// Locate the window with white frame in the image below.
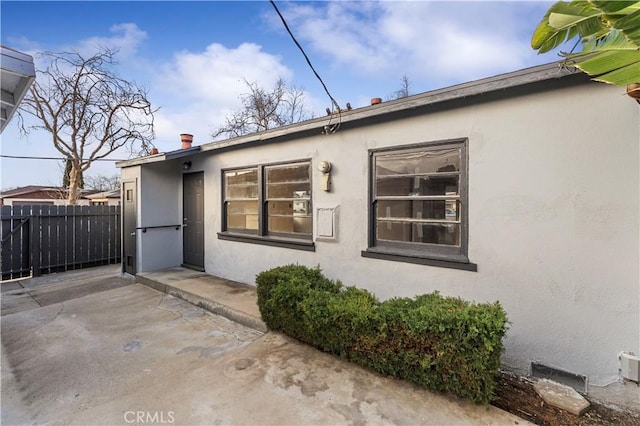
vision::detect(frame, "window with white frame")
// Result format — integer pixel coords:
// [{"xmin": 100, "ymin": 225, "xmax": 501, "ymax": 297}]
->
[
  {"xmin": 222, "ymin": 161, "xmax": 313, "ymax": 247},
  {"xmin": 366, "ymin": 139, "xmax": 472, "ymax": 267}
]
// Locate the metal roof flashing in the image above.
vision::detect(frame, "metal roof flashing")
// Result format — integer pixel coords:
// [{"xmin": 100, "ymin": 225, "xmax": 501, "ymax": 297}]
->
[{"xmin": 116, "ymin": 146, "xmax": 200, "ymax": 168}]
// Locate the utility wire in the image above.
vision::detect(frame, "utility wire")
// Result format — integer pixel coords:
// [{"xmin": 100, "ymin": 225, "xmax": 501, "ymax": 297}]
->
[
  {"xmin": 269, "ymin": 0, "xmax": 341, "ymax": 133},
  {"xmin": 0, "ymin": 154, "xmax": 125, "ymax": 161},
  {"xmin": 269, "ymin": 0, "xmax": 338, "ymax": 108}
]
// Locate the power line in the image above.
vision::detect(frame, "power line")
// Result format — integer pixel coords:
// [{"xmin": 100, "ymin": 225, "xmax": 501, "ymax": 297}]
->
[
  {"xmin": 0, "ymin": 154, "xmax": 125, "ymax": 161},
  {"xmin": 269, "ymin": 0, "xmax": 338, "ymax": 108},
  {"xmin": 269, "ymin": 0, "xmax": 341, "ymax": 133}
]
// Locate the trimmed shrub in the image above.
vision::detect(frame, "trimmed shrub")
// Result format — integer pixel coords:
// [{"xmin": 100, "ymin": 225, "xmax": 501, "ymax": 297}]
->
[
  {"xmin": 255, "ymin": 264, "xmax": 508, "ymax": 404},
  {"xmin": 300, "ymin": 286, "xmax": 384, "ymax": 356},
  {"xmin": 368, "ymin": 295, "xmax": 508, "ymax": 402}
]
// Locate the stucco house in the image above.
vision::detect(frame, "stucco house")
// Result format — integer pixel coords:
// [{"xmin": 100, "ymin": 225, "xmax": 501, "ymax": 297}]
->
[
  {"xmin": 0, "ymin": 185, "xmax": 92, "ymax": 206},
  {"xmin": 117, "ymin": 62, "xmax": 639, "ymax": 391},
  {"xmin": 84, "ymin": 189, "xmax": 121, "ymax": 206},
  {"xmin": 0, "ymin": 185, "xmax": 118, "ymax": 206}
]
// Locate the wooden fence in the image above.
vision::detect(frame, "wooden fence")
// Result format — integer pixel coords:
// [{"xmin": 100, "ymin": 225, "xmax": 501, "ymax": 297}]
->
[{"xmin": 1, "ymin": 205, "xmax": 121, "ymax": 281}]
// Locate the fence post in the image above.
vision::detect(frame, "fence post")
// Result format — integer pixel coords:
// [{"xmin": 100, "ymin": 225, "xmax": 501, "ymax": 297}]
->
[{"xmin": 30, "ymin": 206, "xmax": 41, "ymax": 277}]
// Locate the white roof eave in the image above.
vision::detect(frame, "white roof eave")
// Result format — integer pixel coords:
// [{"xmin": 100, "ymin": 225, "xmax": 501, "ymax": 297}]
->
[
  {"xmin": 116, "ymin": 146, "xmax": 200, "ymax": 168},
  {"xmin": 1, "ymin": 46, "xmax": 36, "ymax": 134}
]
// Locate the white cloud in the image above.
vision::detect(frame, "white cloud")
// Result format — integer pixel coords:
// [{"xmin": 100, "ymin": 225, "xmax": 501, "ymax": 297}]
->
[
  {"xmin": 278, "ymin": 1, "xmax": 556, "ymax": 87},
  {"xmin": 151, "ymin": 42, "xmax": 298, "ymax": 148},
  {"xmin": 76, "ymin": 23, "xmax": 147, "ymax": 58},
  {"xmin": 2, "ymin": 36, "xmax": 43, "ymax": 57},
  {"xmin": 5, "ymin": 24, "xmax": 148, "ymax": 78},
  {"xmin": 160, "ymin": 42, "xmax": 291, "ymax": 103}
]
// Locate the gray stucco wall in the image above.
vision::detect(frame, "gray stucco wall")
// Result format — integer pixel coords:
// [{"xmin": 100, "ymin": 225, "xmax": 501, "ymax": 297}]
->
[
  {"xmin": 121, "ymin": 162, "xmax": 184, "ymax": 273},
  {"xmin": 138, "ymin": 162, "xmax": 183, "ymax": 272},
  {"xmin": 201, "ymin": 84, "xmax": 640, "ymax": 384},
  {"xmin": 130, "ymin": 81, "xmax": 639, "ymax": 385}
]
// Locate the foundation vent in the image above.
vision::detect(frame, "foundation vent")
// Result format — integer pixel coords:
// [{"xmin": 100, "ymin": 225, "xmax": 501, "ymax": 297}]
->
[{"xmin": 531, "ymin": 361, "xmax": 588, "ymax": 394}]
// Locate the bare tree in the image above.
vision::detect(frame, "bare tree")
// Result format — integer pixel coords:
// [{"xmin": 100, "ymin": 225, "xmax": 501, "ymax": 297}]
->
[
  {"xmin": 388, "ymin": 75, "xmax": 412, "ymax": 100},
  {"xmin": 62, "ymin": 158, "xmax": 84, "ymax": 189},
  {"xmin": 212, "ymin": 78, "xmax": 311, "ymax": 139},
  {"xmin": 18, "ymin": 49, "xmax": 156, "ymax": 204},
  {"xmin": 85, "ymin": 174, "xmax": 120, "ymax": 191}
]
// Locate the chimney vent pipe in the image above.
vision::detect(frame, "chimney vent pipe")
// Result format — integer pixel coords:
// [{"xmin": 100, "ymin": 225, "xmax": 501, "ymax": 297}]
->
[{"xmin": 180, "ymin": 133, "xmax": 193, "ymax": 149}]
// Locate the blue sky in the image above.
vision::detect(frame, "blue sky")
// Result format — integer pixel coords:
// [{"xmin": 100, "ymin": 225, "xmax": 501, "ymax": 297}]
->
[{"xmin": 1, "ymin": 0, "xmax": 563, "ymax": 190}]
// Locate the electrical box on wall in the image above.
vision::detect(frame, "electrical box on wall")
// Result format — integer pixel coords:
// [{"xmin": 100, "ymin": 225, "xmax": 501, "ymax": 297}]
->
[
  {"xmin": 315, "ymin": 206, "xmax": 338, "ymax": 241},
  {"xmin": 619, "ymin": 352, "xmax": 640, "ymax": 382}
]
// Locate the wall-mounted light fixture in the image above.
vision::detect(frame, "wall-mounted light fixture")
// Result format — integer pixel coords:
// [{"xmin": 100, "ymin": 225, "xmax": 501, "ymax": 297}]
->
[
  {"xmin": 182, "ymin": 161, "xmax": 192, "ymax": 171},
  {"xmin": 317, "ymin": 160, "xmax": 332, "ymax": 191}
]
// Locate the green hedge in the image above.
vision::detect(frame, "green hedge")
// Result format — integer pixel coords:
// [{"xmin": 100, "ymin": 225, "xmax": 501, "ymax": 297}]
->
[{"xmin": 256, "ymin": 264, "xmax": 508, "ymax": 404}]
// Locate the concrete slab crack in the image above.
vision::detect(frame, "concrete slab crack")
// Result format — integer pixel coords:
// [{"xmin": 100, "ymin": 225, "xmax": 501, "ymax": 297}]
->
[
  {"xmin": 153, "ymin": 294, "xmax": 183, "ymax": 321},
  {"xmin": 5, "ymin": 303, "xmax": 65, "ymax": 345},
  {"xmin": 35, "ymin": 303, "xmax": 64, "ymax": 332}
]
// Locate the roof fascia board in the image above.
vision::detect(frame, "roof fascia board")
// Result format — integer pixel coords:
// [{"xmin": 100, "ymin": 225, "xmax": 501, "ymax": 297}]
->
[
  {"xmin": 116, "ymin": 146, "xmax": 200, "ymax": 168},
  {"xmin": 1, "ymin": 186, "xmax": 60, "ymax": 197},
  {"xmin": 1, "ymin": 47, "xmax": 36, "ymax": 77},
  {"xmin": 199, "ymin": 62, "xmax": 581, "ymax": 154},
  {"xmin": 119, "ymin": 62, "xmax": 583, "ymax": 167},
  {"xmin": 116, "ymin": 154, "xmax": 167, "ymax": 168}
]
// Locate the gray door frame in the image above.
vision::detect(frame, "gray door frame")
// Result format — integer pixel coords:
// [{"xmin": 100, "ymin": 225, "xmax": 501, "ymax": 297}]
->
[
  {"xmin": 182, "ymin": 172, "xmax": 205, "ymax": 270},
  {"xmin": 122, "ymin": 180, "xmax": 137, "ymax": 275}
]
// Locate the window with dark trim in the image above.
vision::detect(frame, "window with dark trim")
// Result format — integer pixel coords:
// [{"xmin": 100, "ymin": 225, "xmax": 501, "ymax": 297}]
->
[
  {"xmin": 265, "ymin": 163, "xmax": 312, "ymax": 236},
  {"xmin": 220, "ymin": 161, "xmax": 314, "ymax": 251},
  {"xmin": 224, "ymin": 168, "xmax": 259, "ymax": 233},
  {"xmin": 363, "ymin": 139, "xmax": 475, "ymax": 270}
]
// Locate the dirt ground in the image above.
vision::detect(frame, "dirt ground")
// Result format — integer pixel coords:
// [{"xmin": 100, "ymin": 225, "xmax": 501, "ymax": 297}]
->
[{"xmin": 492, "ymin": 372, "xmax": 640, "ymax": 426}]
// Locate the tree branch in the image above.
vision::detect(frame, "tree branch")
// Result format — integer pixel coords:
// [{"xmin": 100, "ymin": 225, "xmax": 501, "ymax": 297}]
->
[{"xmin": 17, "ymin": 48, "xmax": 156, "ymax": 204}]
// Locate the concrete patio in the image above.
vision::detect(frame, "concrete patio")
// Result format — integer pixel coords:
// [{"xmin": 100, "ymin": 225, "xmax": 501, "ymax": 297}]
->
[
  {"xmin": 134, "ymin": 266, "xmax": 640, "ymax": 417},
  {"xmin": 1, "ymin": 266, "xmax": 530, "ymax": 425},
  {"xmin": 136, "ymin": 267, "xmax": 266, "ymax": 332}
]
